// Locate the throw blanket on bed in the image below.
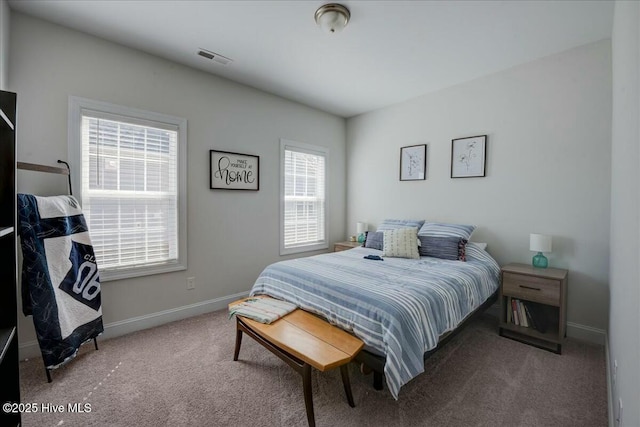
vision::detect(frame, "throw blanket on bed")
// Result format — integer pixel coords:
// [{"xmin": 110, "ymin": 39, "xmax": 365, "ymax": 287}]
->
[
  {"xmin": 18, "ymin": 194, "xmax": 104, "ymax": 369},
  {"xmin": 250, "ymin": 244, "xmax": 500, "ymax": 400}
]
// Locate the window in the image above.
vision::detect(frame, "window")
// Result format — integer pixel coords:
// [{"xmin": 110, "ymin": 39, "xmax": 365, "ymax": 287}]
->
[
  {"xmin": 69, "ymin": 97, "xmax": 187, "ymax": 280},
  {"xmin": 280, "ymin": 139, "xmax": 328, "ymax": 255}
]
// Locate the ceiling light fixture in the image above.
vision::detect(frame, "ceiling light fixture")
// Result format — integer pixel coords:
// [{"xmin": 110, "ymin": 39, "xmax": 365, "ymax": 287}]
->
[{"xmin": 314, "ymin": 3, "xmax": 350, "ymax": 34}]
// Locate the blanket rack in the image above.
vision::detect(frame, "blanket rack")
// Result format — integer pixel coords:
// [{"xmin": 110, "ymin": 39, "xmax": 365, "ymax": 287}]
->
[
  {"xmin": 17, "ymin": 160, "xmax": 73, "ymax": 195},
  {"xmin": 16, "ymin": 159, "xmax": 99, "ymax": 382}
]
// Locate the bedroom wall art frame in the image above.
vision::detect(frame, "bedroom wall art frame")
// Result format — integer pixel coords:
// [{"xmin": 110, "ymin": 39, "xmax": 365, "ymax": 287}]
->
[
  {"xmin": 451, "ymin": 135, "xmax": 487, "ymax": 178},
  {"xmin": 210, "ymin": 150, "xmax": 259, "ymax": 191},
  {"xmin": 400, "ymin": 144, "xmax": 427, "ymax": 181}
]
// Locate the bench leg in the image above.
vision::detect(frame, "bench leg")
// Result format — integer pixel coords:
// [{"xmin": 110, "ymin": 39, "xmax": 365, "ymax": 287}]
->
[
  {"xmin": 373, "ymin": 371, "xmax": 383, "ymax": 391},
  {"xmin": 340, "ymin": 364, "xmax": 355, "ymax": 407},
  {"xmin": 302, "ymin": 364, "xmax": 315, "ymax": 427},
  {"xmin": 233, "ymin": 324, "xmax": 243, "ymax": 361}
]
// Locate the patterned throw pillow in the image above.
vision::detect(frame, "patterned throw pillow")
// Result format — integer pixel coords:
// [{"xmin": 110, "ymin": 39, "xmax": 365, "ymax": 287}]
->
[
  {"xmin": 377, "ymin": 219, "xmax": 426, "ymax": 232},
  {"xmin": 382, "ymin": 228, "xmax": 420, "ymax": 259},
  {"xmin": 363, "ymin": 231, "xmax": 384, "ymax": 250},
  {"xmin": 418, "ymin": 236, "xmax": 468, "ymax": 261}
]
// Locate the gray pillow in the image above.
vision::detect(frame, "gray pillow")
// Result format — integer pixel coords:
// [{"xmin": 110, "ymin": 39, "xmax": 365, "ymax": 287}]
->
[{"xmin": 363, "ymin": 231, "xmax": 384, "ymax": 251}]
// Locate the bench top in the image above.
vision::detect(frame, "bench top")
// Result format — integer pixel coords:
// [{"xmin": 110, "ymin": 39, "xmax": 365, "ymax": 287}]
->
[{"xmin": 230, "ymin": 297, "xmax": 363, "ymax": 371}]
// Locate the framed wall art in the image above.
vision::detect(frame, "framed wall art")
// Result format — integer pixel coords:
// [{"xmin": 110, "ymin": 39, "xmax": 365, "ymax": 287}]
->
[
  {"xmin": 451, "ymin": 135, "xmax": 487, "ymax": 178},
  {"xmin": 210, "ymin": 150, "xmax": 259, "ymax": 190},
  {"xmin": 400, "ymin": 144, "xmax": 427, "ymax": 181}
]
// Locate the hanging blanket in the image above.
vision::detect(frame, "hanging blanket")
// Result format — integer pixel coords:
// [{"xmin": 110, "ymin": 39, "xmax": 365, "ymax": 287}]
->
[{"xmin": 18, "ymin": 194, "xmax": 104, "ymax": 369}]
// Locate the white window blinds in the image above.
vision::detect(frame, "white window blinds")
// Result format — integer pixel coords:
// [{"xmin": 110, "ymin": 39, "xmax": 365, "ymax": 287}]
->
[
  {"xmin": 69, "ymin": 96, "xmax": 187, "ymax": 281},
  {"xmin": 81, "ymin": 113, "xmax": 179, "ymax": 271},
  {"xmin": 281, "ymin": 140, "xmax": 328, "ymax": 254}
]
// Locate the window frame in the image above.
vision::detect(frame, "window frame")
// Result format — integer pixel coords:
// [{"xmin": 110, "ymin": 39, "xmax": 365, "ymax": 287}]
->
[
  {"xmin": 68, "ymin": 96, "xmax": 187, "ymax": 281},
  {"xmin": 279, "ymin": 138, "xmax": 329, "ymax": 256}
]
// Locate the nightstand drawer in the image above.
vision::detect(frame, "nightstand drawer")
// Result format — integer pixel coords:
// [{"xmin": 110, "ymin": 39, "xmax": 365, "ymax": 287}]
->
[{"xmin": 502, "ymin": 272, "xmax": 560, "ymax": 306}]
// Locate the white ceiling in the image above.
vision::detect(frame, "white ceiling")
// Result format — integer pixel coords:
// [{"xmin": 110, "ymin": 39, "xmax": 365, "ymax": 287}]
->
[{"xmin": 8, "ymin": 1, "xmax": 614, "ymax": 118}]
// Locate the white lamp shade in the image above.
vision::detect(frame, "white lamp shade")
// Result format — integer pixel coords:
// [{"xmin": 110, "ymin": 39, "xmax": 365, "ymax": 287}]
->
[
  {"xmin": 530, "ymin": 234, "xmax": 552, "ymax": 253},
  {"xmin": 357, "ymin": 222, "xmax": 368, "ymax": 234}
]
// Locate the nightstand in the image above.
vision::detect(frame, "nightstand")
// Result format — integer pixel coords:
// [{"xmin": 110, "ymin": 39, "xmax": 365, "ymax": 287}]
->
[
  {"xmin": 333, "ymin": 241, "xmax": 361, "ymax": 252},
  {"xmin": 498, "ymin": 263, "xmax": 568, "ymax": 354}
]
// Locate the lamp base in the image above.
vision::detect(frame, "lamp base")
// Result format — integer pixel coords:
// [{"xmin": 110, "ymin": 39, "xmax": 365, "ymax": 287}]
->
[
  {"xmin": 357, "ymin": 233, "xmax": 366, "ymax": 243},
  {"xmin": 532, "ymin": 252, "xmax": 548, "ymax": 268}
]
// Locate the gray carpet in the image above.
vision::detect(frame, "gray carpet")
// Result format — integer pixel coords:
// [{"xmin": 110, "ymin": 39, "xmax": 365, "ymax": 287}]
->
[{"xmin": 19, "ymin": 310, "xmax": 607, "ymax": 426}]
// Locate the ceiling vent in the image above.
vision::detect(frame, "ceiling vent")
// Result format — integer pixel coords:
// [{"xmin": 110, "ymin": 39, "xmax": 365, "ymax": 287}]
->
[{"xmin": 197, "ymin": 49, "xmax": 232, "ymax": 65}]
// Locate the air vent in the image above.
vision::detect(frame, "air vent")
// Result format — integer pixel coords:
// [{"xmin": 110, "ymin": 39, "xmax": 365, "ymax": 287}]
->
[
  {"xmin": 197, "ymin": 48, "xmax": 232, "ymax": 65},
  {"xmin": 197, "ymin": 50, "xmax": 214, "ymax": 60}
]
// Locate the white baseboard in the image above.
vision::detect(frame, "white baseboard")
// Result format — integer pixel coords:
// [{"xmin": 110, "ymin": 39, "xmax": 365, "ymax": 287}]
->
[
  {"xmin": 19, "ymin": 294, "xmax": 608, "ymax": 359},
  {"xmin": 566, "ymin": 321, "xmax": 607, "ymax": 345},
  {"xmin": 19, "ymin": 290, "xmax": 249, "ymax": 360}
]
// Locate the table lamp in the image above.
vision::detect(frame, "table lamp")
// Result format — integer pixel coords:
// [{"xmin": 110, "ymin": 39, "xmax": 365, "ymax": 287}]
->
[
  {"xmin": 530, "ymin": 233, "xmax": 552, "ymax": 268},
  {"xmin": 357, "ymin": 222, "xmax": 368, "ymax": 244}
]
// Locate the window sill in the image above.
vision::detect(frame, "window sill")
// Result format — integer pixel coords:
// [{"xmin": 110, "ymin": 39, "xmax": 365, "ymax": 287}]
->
[
  {"xmin": 100, "ymin": 262, "xmax": 187, "ymax": 282},
  {"xmin": 280, "ymin": 243, "xmax": 329, "ymax": 256}
]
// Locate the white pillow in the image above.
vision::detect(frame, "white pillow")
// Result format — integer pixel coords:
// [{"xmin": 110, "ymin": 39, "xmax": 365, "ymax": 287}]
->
[{"xmin": 382, "ymin": 228, "xmax": 420, "ymax": 259}]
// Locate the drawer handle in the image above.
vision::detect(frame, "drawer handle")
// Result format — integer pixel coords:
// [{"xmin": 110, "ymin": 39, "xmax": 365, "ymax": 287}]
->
[{"xmin": 519, "ymin": 285, "xmax": 541, "ymax": 291}]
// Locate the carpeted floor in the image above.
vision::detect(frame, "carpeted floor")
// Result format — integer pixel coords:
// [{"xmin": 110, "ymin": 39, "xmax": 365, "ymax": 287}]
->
[{"xmin": 19, "ymin": 310, "xmax": 607, "ymax": 426}]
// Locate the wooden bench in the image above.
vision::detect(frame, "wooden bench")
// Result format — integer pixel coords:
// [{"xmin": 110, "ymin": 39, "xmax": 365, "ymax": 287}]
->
[{"xmin": 230, "ymin": 298, "xmax": 364, "ymax": 427}]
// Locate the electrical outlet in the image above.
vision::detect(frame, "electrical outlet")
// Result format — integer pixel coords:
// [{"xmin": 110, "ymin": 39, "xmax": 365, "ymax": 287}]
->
[
  {"xmin": 613, "ymin": 360, "xmax": 618, "ymax": 385},
  {"xmin": 616, "ymin": 398, "xmax": 623, "ymax": 426},
  {"xmin": 186, "ymin": 277, "xmax": 195, "ymax": 290}
]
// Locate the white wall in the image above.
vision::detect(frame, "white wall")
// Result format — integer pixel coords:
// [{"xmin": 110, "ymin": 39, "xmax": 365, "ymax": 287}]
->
[
  {"xmin": 609, "ymin": 1, "xmax": 640, "ymax": 425},
  {"xmin": 0, "ymin": 0, "xmax": 9, "ymax": 90},
  {"xmin": 9, "ymin": 13, "xmax": 346, "ymax": 349},
  {"xmin": 346, "ymin": 40, "xmax": 611, "ymax": 339}
]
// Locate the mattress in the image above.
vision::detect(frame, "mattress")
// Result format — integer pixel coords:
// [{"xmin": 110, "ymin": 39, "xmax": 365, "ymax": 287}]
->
[{"xmin": 250, "ymin": 243, "xmax": 500, "ymax": 399}]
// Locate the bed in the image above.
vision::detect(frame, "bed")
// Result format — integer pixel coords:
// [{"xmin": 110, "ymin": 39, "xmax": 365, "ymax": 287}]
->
[{"xmin": 250, "ymin": 234, "xmax": 500, "ymax": 400}]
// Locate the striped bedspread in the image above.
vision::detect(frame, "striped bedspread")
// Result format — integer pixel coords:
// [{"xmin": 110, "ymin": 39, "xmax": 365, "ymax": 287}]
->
[{"xmin": 250, "ymin": 243, "xmax": 500, "ymax": 399}]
